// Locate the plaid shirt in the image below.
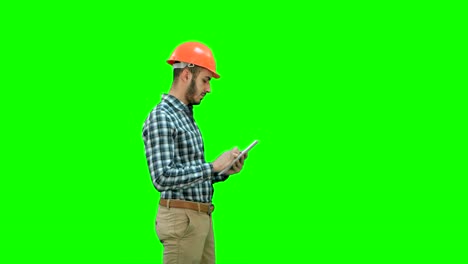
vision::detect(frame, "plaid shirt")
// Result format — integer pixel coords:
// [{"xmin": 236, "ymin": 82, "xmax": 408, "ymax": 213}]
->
[{"xmin": 142, "ymin": 94, "xmax": 228, "ymax": 203}]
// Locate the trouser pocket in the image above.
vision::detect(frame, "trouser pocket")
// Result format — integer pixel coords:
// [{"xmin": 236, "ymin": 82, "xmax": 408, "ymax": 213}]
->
[{"xmin": 156, "ymin": 206, "xmax": 192, "ymax": 242}]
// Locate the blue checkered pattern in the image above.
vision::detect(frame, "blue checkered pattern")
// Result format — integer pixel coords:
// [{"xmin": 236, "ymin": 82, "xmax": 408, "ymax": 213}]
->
[{"xmin": 143, "ymin": 94, "xmax": 228, "ymax": 203}]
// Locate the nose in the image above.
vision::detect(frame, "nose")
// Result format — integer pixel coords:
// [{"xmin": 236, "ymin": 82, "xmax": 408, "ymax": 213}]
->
[{"xmin": 206, "ymin": 84, "xmax": 211, "ymax": 93}]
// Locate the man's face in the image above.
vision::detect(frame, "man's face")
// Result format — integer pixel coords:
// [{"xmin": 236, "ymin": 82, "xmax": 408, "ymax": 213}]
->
[{"xmin": 185, "ymin": 68, "xmax": 213, "ymax": 106}]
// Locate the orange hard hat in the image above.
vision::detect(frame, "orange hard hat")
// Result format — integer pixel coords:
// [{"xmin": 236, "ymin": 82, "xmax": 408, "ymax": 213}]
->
[{"xmin": 167, "ymin": 42, "xmax": 220, "ymax": 79}]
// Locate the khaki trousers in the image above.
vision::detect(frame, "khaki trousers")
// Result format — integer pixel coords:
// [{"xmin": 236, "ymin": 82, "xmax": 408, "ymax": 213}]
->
[{"xmin": 156, "ymin": 204, "xmax": 215, "ymax": 264}]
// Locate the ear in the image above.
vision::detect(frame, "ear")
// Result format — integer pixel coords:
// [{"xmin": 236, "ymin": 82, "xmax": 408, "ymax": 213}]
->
[{"xmin": 180, "ymin": 68, "xmax": 192, "ymax": 83}]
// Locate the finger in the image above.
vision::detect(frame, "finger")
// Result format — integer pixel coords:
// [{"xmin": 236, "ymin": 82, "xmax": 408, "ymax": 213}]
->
[
  {"xmin": 240, "ymin": 154, "xmax": 246, "ymax": 164},
  {"xmin": 234, "ymin": 160, "xmax": 243, "ymax": 170}
]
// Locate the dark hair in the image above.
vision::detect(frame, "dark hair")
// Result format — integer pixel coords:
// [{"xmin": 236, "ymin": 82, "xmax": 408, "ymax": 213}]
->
[{"xmin": 173, "ymin": 61, "xmax": 202, "ymax": 81}]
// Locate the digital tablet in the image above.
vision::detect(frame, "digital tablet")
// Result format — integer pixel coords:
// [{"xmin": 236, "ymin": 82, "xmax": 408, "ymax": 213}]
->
[{"xmin": 218, "ymin": 140, "xmax": 258, "ymax": 175}]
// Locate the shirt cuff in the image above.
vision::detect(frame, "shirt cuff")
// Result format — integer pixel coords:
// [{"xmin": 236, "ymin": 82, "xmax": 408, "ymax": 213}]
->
[{"xmin": 204, "ymin": 163, "xmax": 214, "ymax": 178}]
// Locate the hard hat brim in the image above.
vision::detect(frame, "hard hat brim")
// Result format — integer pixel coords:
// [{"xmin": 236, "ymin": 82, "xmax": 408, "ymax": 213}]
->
[{"xmin": 167, "ymin": 60, "xmax": 220, "ymax": 79}]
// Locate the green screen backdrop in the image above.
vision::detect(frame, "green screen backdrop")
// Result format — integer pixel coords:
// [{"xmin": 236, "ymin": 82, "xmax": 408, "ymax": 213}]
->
[{"xmin": 1, "ymin": 1, "xmax": 465, "ymax": 264}]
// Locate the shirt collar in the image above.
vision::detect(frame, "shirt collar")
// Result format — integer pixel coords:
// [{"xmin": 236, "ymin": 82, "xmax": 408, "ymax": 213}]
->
[{"xmin": 161, "ymin": 94, "xmax": 193, "ymax": 114}]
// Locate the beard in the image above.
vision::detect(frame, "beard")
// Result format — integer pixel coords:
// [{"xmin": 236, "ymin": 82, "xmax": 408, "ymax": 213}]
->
[{"xmin": 185, "ymin": 79, "xmax": 201, "ymax": 106}]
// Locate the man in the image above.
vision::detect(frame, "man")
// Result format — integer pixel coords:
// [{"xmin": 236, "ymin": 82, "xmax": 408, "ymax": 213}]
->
[{"xmin": 142, "ymin": 42, "xmax": 247, "ymax": 264}]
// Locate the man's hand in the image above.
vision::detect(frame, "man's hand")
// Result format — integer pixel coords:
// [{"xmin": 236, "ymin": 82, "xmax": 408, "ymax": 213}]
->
[
  {"xmin": 212, "ymin": 147, "xmax": 241, "ymax": 172},
  {"xmin": 225, "ymin": 153, "xmax": 247, "ymax": 175}
]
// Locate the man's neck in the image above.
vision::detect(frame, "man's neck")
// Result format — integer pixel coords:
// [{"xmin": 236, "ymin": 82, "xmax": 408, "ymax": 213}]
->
[{"xmin": 169, "ymin": 86, "xmax": 188, "ymax": 105}]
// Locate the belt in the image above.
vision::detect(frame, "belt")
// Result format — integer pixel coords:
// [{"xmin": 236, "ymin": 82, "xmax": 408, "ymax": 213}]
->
[{"xmin": 159, "ymin": 199, "xmax": 214, "ymax": 215}]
